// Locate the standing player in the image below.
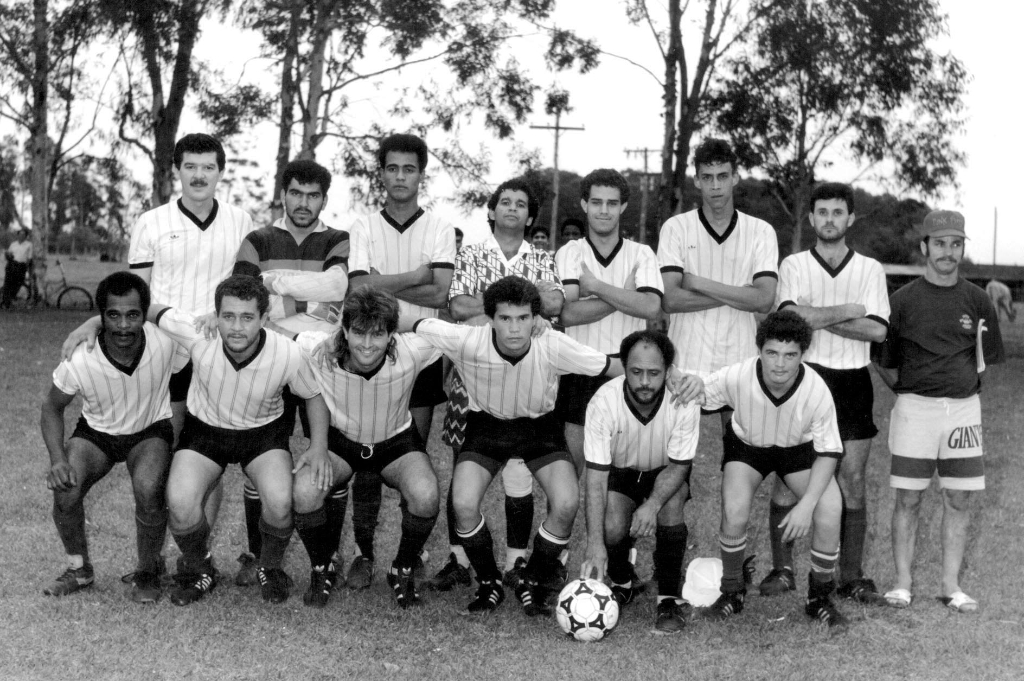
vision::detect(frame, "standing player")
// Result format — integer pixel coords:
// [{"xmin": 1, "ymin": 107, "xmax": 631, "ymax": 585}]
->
[
  {"xmin": 761, "ymin": 182, "xmax": 890, "ymax": 602},
  {"xmin": 40, "ymin": 272, "xmax": 186, "ymax": 602},
  {"xmin": 657, "ymin": 138, "xmax": 778, "ymax": 451},
  {"xmin": 231, "ymin": 158, "xmax": 349, "ymax": 586},
  {"xmin": 285, "ymin": 287, "xmax": 440, "ymax": 608},
  {"xmin": 429, "ymin": 178, "xmax": 564, "ymax": 592},
  {"xmin": 703, "ymin": 311, "xmax": 847, "ymax": 627},
  {"xmin": 579, "ymin": 330, "xmax": 700, "ymax": 634},
  {"xmin": 874, "ymin": 210, "xmax": 1003, "ymax": 613},
  {"xmin": 344, "ymin": 133, "xmax": 456, "ymax": 589}
]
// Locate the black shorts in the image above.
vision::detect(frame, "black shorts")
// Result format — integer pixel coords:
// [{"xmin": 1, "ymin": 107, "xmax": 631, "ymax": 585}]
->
[
  {"xmin": 169, "ymin": 361, "xmax": 193, "ymax": 403},
  {"xmin": 410, "ymin": 358, "xmax": 446, "ymax": 409},
  {"xmin": 555, "ymin": 373, "xmax": 612, "ymax": 425},
  {"xmin": 328, "ymin": 424, "xmax": 424, "ymax": 474},
  {"xmin": 607, "ymin": 465, "xmax": 693, "ymax": 506},
  {"xmin": 721, "ymin": 421, "xmax": 832, "ymax": 479},
  {"xmin": 806, "ymin": 363, "xmax": 877, "ymax": 441},
  {"xmin": 459, "ymin": 411, "xmax": 571, "ymax": 477},
  {"xmin": 70, "ymin": 417, "xmax": 173, "ymax": 464},
  {"xmin": 178, "ymin": 413, "xmax": 292, "ymax": 469}
]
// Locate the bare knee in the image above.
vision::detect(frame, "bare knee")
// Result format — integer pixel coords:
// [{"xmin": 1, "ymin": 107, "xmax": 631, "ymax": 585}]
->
[
  {"xmin": 943, "ymin": 489, "xmax": 972, "ymax": 513},
  {"xmin": 547, "ymin": 494, "xmax": 579, "ymax": 527},
  {"xmin": 894, "ymin": 489, "xmax": 924, "ymax": 513},
  {"xmin": 404, "ymin": 477, "xmax": 439, "ymax": 517},
  {"xmin": 292, "ymin": 477, "xmax": 328, "ymax": 514}
]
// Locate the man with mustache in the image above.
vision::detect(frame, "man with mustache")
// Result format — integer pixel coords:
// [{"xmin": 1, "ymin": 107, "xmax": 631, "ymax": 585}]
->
[{"xmin": 874, "ymin": 210, "xmax": 1004, "ymax": 613}]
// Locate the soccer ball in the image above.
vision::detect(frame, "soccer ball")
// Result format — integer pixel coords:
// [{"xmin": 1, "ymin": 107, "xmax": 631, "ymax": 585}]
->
[{"xmin": 555, "ymin": 578, "xmax": 620, "ymax": 642}]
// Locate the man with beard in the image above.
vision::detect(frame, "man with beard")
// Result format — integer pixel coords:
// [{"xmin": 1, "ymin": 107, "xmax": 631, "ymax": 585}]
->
[
  {"xmin": 761, "ymin": 182, "xmax": 890, "ymax": 604},
  {"xmin": 41, "ymin": 272, "xmax": 188, "ymax": 602},
  {"xmin": 579, "ymin": 330, "xmax": 700, "ymax": 634}
]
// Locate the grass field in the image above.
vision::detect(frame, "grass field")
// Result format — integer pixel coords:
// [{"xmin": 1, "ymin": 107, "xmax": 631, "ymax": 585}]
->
[{"xmin": 1, "ymin": 265, "xmax": 1022, "ymax": 680}]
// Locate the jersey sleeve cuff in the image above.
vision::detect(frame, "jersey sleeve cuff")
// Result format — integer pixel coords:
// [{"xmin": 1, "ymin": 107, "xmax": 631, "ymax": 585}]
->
[
  {"xmin": 637, "ymin": 286, "xmax": 663, "ymax": 297},
  {"xmin": 866, "ymin": 314, "xmax": 889, "ymax": 329},
  {"xmin": 599, "ymin": 355, "xmax": 611, "ymax": 377},
  {"xmin": 411, "ymin": 319, "xmax": 427, "ymax": 333},
  {"xmin": 348, "ymin": 269, "xmax": 369, "ymax": 278},
  {"xmin": 561, "ymin": 278, "xmax": 580, "ymax": 287},
  {"xmin": 660, "ymin": 265, "xmax": 684, "ymax": 275},
  {"xmin": 585, "ymin": 461, "xmax": 611, "ymax": 472},
  {"xmin": 753, "ymin": 270, "xmax": 779, "ymax": 281},
  {"xmin": 129, "ymin": 261, "xmax": 154, "ymax": 270},
  {"xmin": 778, "ymin": 300, "xmax": 796, "ymax": 310},
  {"xmin": 154, "ymin": 308, "xmax": 172, "ymax": 325},
  {"xmin": 430, "ymin": 262, "xmax": 456, "ymax": 270},
  {"xmin": 814, "ymin": 449, "xmax": 843, "ymax": 459}
]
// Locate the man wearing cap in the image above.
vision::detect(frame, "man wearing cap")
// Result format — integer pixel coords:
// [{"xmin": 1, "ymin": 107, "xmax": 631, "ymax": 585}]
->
[{"xmin": 874, "ymin": 210, "xmax": 1004, "ymax": 613}]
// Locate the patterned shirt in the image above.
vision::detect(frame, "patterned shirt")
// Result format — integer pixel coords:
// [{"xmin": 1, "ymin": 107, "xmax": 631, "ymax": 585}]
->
[{"xmin": 449, "ymin": 233, "xmax": 563, "ymax": 301}]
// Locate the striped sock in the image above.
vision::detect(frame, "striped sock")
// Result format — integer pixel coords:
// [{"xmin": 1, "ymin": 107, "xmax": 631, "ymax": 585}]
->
[
  {"xmin": 719, "ymin": 532, "xmax": 747, "ymax": 593},
  {"xmin": 809, "ymin": 546, "xmax": 839, "ymax": 585}
]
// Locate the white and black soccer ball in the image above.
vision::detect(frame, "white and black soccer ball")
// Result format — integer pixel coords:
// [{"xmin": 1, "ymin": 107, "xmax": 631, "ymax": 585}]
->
[{"xmin": 555, "ymin": 578, "xmax": 620, "ymax": 642}]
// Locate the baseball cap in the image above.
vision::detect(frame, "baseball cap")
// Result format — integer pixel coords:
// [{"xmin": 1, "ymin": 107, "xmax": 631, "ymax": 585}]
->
[
  {"xmin": 921, "ymin": 210, "xmax": 967, "ymax": 239},
  {"xmin": 681, "ymin": 557, "xmax": 723, "ymax": 607}
]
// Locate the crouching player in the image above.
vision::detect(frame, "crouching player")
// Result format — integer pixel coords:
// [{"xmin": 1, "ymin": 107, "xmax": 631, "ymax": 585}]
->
[
  {"xmin": 579, "ymin": 330, "xmax": 700, "ymax": 634},
  {"xmin": 283, "ymin": 286, "xmax": 439, "ymax": 609},
  {"xmin": 704, "ymin": 310, "xmax": 847, "ymax": 627},
  {"xmin": 41, "ymin": 272, "xmax": 187, "ymax": 602}
]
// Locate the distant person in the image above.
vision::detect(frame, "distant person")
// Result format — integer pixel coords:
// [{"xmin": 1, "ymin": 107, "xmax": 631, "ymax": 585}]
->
[
  {"xmin": 2, "ymin": 228, "xmax": 33, "ymax": 308},
  {"xmin": 454, "ymin": 227, "xmax": 464, "ymax": 252},
  {"xmin": 874, "ymin": 210, "xmax": 1004, "ymax": 613},
  {"xmin": 985, "ymin": 280, "xmax": 1016, "ymax": 323},
  {"xmin": 560, "ymin": 218, "xmax": 585, "ymax": 242},
  {"xmin": 530, "ymin": 224, "xmax": 551, "ymax": 251}
]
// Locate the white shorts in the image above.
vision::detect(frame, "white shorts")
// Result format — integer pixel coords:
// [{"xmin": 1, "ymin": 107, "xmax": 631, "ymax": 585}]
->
[{"xmin": 888, "ymin": 393, "xmax": 984, "ymax": 491}]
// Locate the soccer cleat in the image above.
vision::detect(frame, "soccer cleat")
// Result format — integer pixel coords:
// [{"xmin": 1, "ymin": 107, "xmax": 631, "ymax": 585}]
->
[
  {"xmin": 654, "ymin": 599, "xmax": 688, "ymax": 634},
  {"xmin": 705, "ymin": 589, "xmax": 746, "ymax": 619},
  {"xmin": 502, "ymin": 556, "xmax": 528, "ymax": 591},
  {"xmin": 514, "ymin": 576, "xmax": 552, "ymax": 617},
  {"xmin": 131, "ymin": 570, "xmax": 162, "ymax": 604},
  {"xmin": 303, "ymin": 566, "xmax": 335, "ymax": 608},
  {"xmin": 427, "ymin": 553, "xmax": 472, "ymax": 591},
  {"xmin": 387, "ymin": 565, "xmax": 421, "ymax": 609},
  {"xmin": 170, "ymin": 570, "xmax": 217, "ymax": 606},
  {"xmin": 610, "ymin": 582, "xmax": 639, "ymax": 607},
  {"xmin": 258, "ymin": 567, "xmax": 291, "ymax": 603},
  {"xmin": 467, "ymin": 580, "xmax": 505, "ymax": 613},
  {"xmin": 836, "ymin": 577, "xmax": 886, "ymax": 605},
  {"xmin": 43, "ymin": 564, "xmax": 95, "ymax": 597},
  {"xmin": 346, "ymin": 555, "xmax": 373, "ymax": 590},
  {"xmin": 758, "ymin": 567, "xmax": 797, "ymax": 596},
  {"xmin": 234, "ymin": 552, "xmax": 259, "ymax": 587},
  {"xmin": 806, "ymin": 596, "xmax": 848, "ymax": 628}
]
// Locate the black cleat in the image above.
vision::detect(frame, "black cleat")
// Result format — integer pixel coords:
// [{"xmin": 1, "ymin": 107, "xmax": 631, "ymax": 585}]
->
[
  {"xmin": 43, "ymin": 565, "xmax": 94, "ymax": 597},
  {"xmin": 836, "ymin": 577, "xmax": 886, "ymax": 605},
  {"xmin": 303, "ymin": 566, "xmax": 335, "ymax": 608},
  {"xmin": 171, "ymin": 570, "xmax": 217, "ymax": 606},
  {"xmin": 758, "ymin": 567, "xmax": 796, "ymax": 596},
  {"xmin": 705, "ymin": 589, "xmax": 746, "ymax": 620},
  {"xmin": 467, "ymin": 580, "xmax": 505, "ymax": 613},
  {"xmin": 131, "ymin": 569, "xmax": 162, "ymax": 604},
  {"xmin": 502, "ymin": 556, "xmax": 528, "ymax": 590},
  {"xmin": 611, "ymin": 582, "xmax": 639, "ymax": 607},
  {"xmin": 806, "ymin": 596, "xmax": 848, "ymax": 628},
  {"xmin": 655, "ymin": 599, "xmax": 688, "ymax": 634},
  {"xmin": 387, "ymin": 565, "xmax": 421, "ymax": 609},
  {"xmin": 258, "ymin": 567, "xmax": 291, "ymax": 604},
  {"xmin": 427, "ymin": 553, "xmax": 472, "ymax": 591},
  {"xmin": 234, "ymin": 552, "xmax": 259, "ymax": 587},
  {"xmin": 345, "ymin": 555, "xmax": 373, "ymax": 590}
]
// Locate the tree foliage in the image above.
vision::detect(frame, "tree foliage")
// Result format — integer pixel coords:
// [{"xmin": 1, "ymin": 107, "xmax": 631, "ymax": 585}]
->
[{"xmin": 706, "ymin": 0, "xmax": 966, "ymax": 255}]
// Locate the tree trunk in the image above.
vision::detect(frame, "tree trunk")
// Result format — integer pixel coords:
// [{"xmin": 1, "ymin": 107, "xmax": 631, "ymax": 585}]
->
[
  {"xmin": 299, "ymin": 0, "xmax": 336, "ymax": 159},
  {"xmin": 657, "ymin": 0, "xmax": 682, "ymax": 228},
  {"xmin": 30, "ymin": 0, "xmax": 49, "ymax": 258},
  {"xmin": 271, "ymin": 0, "xmax": 301, "ymax": 221}
]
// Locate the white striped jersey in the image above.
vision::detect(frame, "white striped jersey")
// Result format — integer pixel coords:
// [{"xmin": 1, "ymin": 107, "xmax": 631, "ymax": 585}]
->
[
  {"xmin": 295, "ymin": 331, "xmax": 441, "ymax": 444},
  {"xmin": 413, "ymin": 318, "xmax": 610, "ymax": 419},
  {"xmin": 348, "ymin": 209, "xmax": 457, "ymax": 319},
  {"xmin": 658, "ymin": 209, "xmax": 779, "ymax": 374},
  {"xmin": 777, "ymin": 249, "xmax": 890, "ymax": 369},
  {"xmin": 703, "ymin": 357, "xmax": 842, "ymax": 454},
  {"xmin": 556, "ymin": 237, "xmax": 664, "ymax": 354},
  {"xmin": 584, "ymin": 376, "xmax": 700, "ymax": 471},
  {"xmin": 52, "ymin": 324, "xmax": 189, "ymax": 435},
  {"xmin": 155, "ymin": 308, "xmax": 320, "ymax": 429},
  {"xmin": 129, "ymin": 199, "xmax": 256, "ymax": 315}
]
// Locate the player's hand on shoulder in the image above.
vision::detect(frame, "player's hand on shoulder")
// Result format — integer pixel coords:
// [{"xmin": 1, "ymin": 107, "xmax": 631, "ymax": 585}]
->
[
  {"xmin": 61, "ymin": 316, "xmax": 102, "ymax": 361},
  {"xmin": 667, "ymin": 367, "xmax": 704, "ymax": 407},
  {"xmin": 580, "ymin": 544, "xmax": 608, "ymax": 582},
  {"xmin": 310, "ymin": 335, "xmax": 335, "ymax": 368},
  {"xmin": 531, "ymin": 315, "xmax": 552, "ymax": 337},
  {"xmin": 194, "ymin": 313, "xmax": 219, "ymax": 340},
  {"xmin": 47, "ymin": 461, "xmax": 77, "ymax": 491}
]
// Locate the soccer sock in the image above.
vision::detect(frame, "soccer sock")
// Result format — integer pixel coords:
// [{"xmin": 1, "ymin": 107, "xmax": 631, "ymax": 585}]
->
[
  {"xmin": 809, "ymin": 546, "xmax": 840, "ymax": 598},
  {"xmin": 135, "ymin": 511, "xmax": 167, "ymax": 574},
  {"xmin": 258, "ymin": 517, "xmax": 293, "ymax": 570},
  {"xmin": 52, "ymin": 499, "xmax": 89, "ymax": 561},
  {"xmin": 457, "ymin": 516, "xmax": 501, "ymax": 583},
  {"xmin": 243, "ymin": 482, "xmax": 263, "ymax": 559},
  {"xmin": 445, "ymin": 480, "xmax": 461, "ymax": 547},
  {"xmin": 295, "ymin": 506, "xmax": 335, "ymax": 570},
  {"xmin": 504, "ymin": 493, "xmax": 534, "ymax": 552},
  {"xmin": 654, "ymin": 523, "xmax": 688, "ymax": 599},
  {"xmin": 172, "ymin": 516, "xmax": 211, "ymax": 570},
  {"xmin": 525, "ymin": 524, "xmax": 569, "ymax": 584},
  {"xmin": 324, "ymin": 487, "xmax": 349, "ymax": 560},
  {"xmin": 769, "ymin": 500, "xmax": 796, "ymax": 570},
  {"xmin": 719, "ymin": 532, "xmax": 747, "ymax": 593},
  {"xmin": 352, "ymin": 470, "xmax": 383, "ymax": 561},
  {"xmin": 839, "ymin": 506, "xmax": 867, "ymax": 583},
  {"xmin": 504, "ymin": 548, "xmax": 528, "ymax": 573},
  {"xmin": 394, "ymin": 507, "xmax": 438, "ymax": 569},
  {"xmin": 607, "ymin": 541, "xmax": 632, "ymax": 585}
]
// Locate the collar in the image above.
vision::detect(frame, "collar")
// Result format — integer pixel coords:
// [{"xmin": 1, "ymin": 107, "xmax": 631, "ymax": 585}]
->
[
  {"xmin": 177, "ymin": 198, "xmax": 219, "ymax": 231},
  {"xmin": 483, "ymin": 232, "xmax": 533, "ymax": 262},
  {"xmin": 491, "ymin": 328, "xmax": 529, "ymax": 366},
  {"xmin": 584, "ymin": 235, "xmax": 624, "ymax": 268},
  {"xmin": 810, "ymin": 247, "xmax": 854, "ymax": 278},
  {"xmin": 99, "ymin": 329, "xmax": 146, "ymax": 376},
  {"xmin": 622, "ymin": 380, "xmax": 665, "ymax": 426},
  {"xmin": 698, "ymin": 207, "xmax": 738, "ymax": 245},
  {"xmin": 755, "ymin": 358, "xmax": 805, "ymax": 407},
  {"xmin": 380, "ymin": 207, "xmax": 425, "ymax": 234},
  {"xmin": 273, "ymin": 217, "xmax": 329, "ymax": 234},
  {"xmin": 222, "ymin": 329, "xmax": 267, "ymax": 371}
]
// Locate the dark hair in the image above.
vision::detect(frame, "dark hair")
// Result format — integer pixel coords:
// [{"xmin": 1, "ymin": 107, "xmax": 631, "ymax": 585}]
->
[
  {"xmin": 173, "ymin": 133, "xmax": 226, "ymax": 170},
  {"xmin": 483, "ymin": 276, "xmax": 541, "ymax": 318},
  {"xmin": 232, "ymin": 260, "xmax": 264, "ymax": 279},
  {"xmin": 96, "ymin": 271, "xmax": 150, "ymax": 316},
  {"xmin": 282, "ymin": 159, "xmax": 332, "ymax": 195},
  {"xmin": 560, "ymin": 217, "xmax": 585, "ymax": 236},
  {"xmin": 580, "ymin": 168, "xmax": 630, "ymax": 204},
  {"xmin": 810, "ymin": 182, "xmax": 854, "ymax": 215},
  {"xmin": 756, "ymin": 310, "xmax": 812, "ymax": 352},
  {"xmin": 620, "ymin": 330, "xmax": 675, "ymax": 369},
  {"xmin": 335, "ymin": 285, "xmax": 399, "ymax": 365},
  {"xmin": 377, "ymin": 133, "xmax": 428, "ymax": 171},
  {"xmin": 487, "ymin": 177, "xmax": 540, "ymax": 231},
  {"xmin": 454, "ymin": 227, "xmax": 463, "ymax": 239},
  {"xmin": 215, "ymin": 275, "xmax": 270, "ymax": 316},
  {"xmin": 530, "ymin": 224, "xmax": 549, "ymax": 240},
  {"xmin": 693, "ymin": 138, "xmax": 738, "ymax": 174}
]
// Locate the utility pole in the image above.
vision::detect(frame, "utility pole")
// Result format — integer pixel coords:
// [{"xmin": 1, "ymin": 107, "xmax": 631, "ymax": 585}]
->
[
  {"xmin": 993, "ymin": 206, "xmax": 998, "ymax": 265},
  {"xmin": 530, "ymin": 111, "xmax": 583, "ymax": 251},
  {"xmin": 625, "ymin": 147, "xmax": 658, "ymax": 244}
]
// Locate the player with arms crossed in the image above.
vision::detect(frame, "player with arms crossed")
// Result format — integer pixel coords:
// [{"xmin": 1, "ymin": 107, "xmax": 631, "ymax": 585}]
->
[
  {"xmin": 657, "ymin": 139, "xmax": 777, "ymax": 468},
  {"xmin": 281, "ymin": 286, "xmax": 440, "ymax": 608},
  {"xmin": 762, "ymin": 182, "xmax": 890, "ymax": 603},
  {"xmin": 430, "ymin": 177, "xmax": 565, "ymax": 593},
  {"xmin": 231, "ymin": 158, "xmax": 350, "ymax": 586},
  {"xmin": 41, "ymin": 272, "xmax": 187, "ymax": 602},
  {"xmin": 579, "ymin": 330, "xmax": 700, "ymax": 634},
  {"xmin": 703, "ymin": 311, "xmax": 847, "ymax": 627},
  {"xmin": 874, "ymin": 210, "xmax": 1003, "ymax": 613},
  {"xmin": 345, "ymin": 133, "xmax": 456, "ymax": 589}
]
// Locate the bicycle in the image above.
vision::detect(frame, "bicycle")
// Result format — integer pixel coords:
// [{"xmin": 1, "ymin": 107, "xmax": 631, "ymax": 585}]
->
[{"xmin": 21, "ymin": 259, "xmax": 94, "ymax": 311}]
